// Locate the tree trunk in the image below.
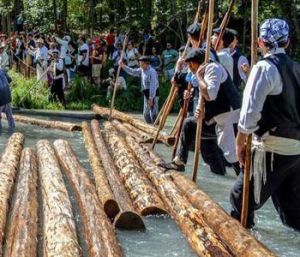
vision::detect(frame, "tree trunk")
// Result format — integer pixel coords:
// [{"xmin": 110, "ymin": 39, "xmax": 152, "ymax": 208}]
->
[
  {"xmin": 53, "ymin": 0, "xmax": 58, "ymax": 32},
  {"xmin": 172, "ymin": 173, "xmax": 276, "ymax": 257},
  {"xmin": 2, "ymin": 114, "xmax": 81, "ymax": 131},
  {"xmin": 90, "ymin": 120, "xmax": 145, "ymax": 230},
  {"xmin": 89, "ymin": 0, "xmax": 95, "ymax": 36},
  {"xmin": 53, "ymin": 140, "xmax": 123, "ymax": 257},
  {"xmin": 92, "ymin": 104, "xmax": 175, "ymax": 146},
  {"xmin": 125, "ymin": 136, "xmax": 233, "ymax": 257},
  {"xmin": 0, "ymin": 133, "xmax": 24, "ymax": 257},
  {"xmin": 62, "ymin": 0, "xmax": 68, "ymax": 31},
  {"xmin": 3, "ymin": 148, "xmax": 38, "ymax": 257},
  {"xmin": 103, "ymin": 122, "xmax": 167, "ymax": 216},
  {"xmin": 36, "ymin": 140, "xmax": 81, "ymax": 257},
  {"xmin": 82, "ymin": 121, "xmax": 119, "ymax": 218}
]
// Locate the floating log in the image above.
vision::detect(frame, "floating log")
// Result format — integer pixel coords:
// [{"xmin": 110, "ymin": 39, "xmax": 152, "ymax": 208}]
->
[
  {"xmin": 3, "ymin": 148, "xmax": 38, "ymax": 257},
  {"xmin": 82, "ymin": 121, "xmax": 119, "ymax": 218},
  {"xmin": 0, "ymin": 133, "xmax": 24, "ymax": 256},
  {"xmin": 90, "ymin": 120, "xmax": 145, "ymax": 230},
  {"xmin": 2, "ymin": 114, "xmax": 81, "ymax": 131},
  {"xmin": 111, "ymin": 120, "xmax": 151, "ymax": 143},
  {"xmin": 171, "ymin": 173, "xmax": 276, "ymax": 257},
  {"xmin": 125, "ymin": 136, "xmax": 233, "ymax": 257},
  {"xmin": 54, "ymin": 139, "xmax": 123, "ymax": 257},
  {"xmin": 104, "ymin": 122, "xmax": 167, "ymax": 216},
  {"xmin": 92, "ymin": 104, "xmax": 175, "ymax": 145},
  {"xmin": 36, "ymin": 140, "xmax": 81, "ymax": 257}
]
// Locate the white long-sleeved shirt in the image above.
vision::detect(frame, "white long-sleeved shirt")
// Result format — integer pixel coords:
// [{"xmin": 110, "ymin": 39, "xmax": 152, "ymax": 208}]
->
[
  {"xmin": 0, "ymin": 51, "xmax": 9, "ymax": 70},
  {"xmin": 30, "ymin": 46, "xmax": 48, "ymax": 67},
  {"xmin": 231, "ymin": 49, "xmax": 249, "ymax": 83},
  {"xmin": 238, "ymin": 48, "xmax": 285, "ymax": 134},
  {"xmin": 217, "ymin": 48, "xmax": 234, "ymax": 80},
  {"xmin": 55, "ymin": 37, "xmax": 69, "ymax": 59}
]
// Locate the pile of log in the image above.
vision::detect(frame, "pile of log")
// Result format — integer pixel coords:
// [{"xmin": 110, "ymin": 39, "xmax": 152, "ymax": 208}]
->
[
  {"xmin": 53, "ymin": 139, "xmax": 123, "ymax": 257},
  {"xmin": 2, "ymin": 114, "xmax": 81, "ymax": 131},
  {"xmin": 0, "ymin": 133, "xmax": 24, "ymax": 256},
  {"xmin": 92, "ymin": 104, "xmax": 174, "ymax": 145},
  {"xmin": 90, "ymin": 120, "xmax": 145, "ymax": 230},
  {"xmin": 125, "ymin": 137, "xmax": 277, "ymax": 257},
  {"xmin": 104, "ymin": 122, "xmax": 166, "ymax": 216}
]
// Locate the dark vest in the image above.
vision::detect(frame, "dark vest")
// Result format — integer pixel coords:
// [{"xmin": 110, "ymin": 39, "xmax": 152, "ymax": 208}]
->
[
  {"xmin": 0, "ymin": 71, "xmax": 11, "ymax": 106},
  {"xmin": 232, "ymin": 50, "xmax": 243, "ymax": 90},
  {"xmin": 256, "ymin": 54, "xmax": 300, "ymax": 140},
  {"xmin": 205, "ymin": 68, "xmax": 241, "ymax": 122}
]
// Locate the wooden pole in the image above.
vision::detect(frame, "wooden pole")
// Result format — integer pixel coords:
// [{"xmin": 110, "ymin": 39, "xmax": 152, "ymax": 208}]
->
[
  {"xmin": 191, "ymin": 0, "xmax": 215, "ymax": 182},
  {"xmin": 109, "ymin": 34, "xmax": 128, "ymax": 120},
  {"xmin": 241, "ymin": 0, "xmax": 259, "ymax": 228},
  {"xmin": 214, "ymin": 0, "xmax": 236, "ymax": 51},
  {"xmin": 169, "ymin": 108, "xmax": 183, "ymax": 136}
]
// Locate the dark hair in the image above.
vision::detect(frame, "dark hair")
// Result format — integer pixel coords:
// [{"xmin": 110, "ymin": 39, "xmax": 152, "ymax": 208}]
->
[
  {"xmin": 222, "ymin": 32, "xmax": 235, "ymax": 48},
  {"xmin": 264, "ymin": 40, "xmax": 288, "ymax": 50},
  {"xmin": 110, "ymin": 28, "xmax": 115, "ymax": 33},
  {"xmin": 79, "ymin": 35, "xmax": 86, "ymax": 43}
]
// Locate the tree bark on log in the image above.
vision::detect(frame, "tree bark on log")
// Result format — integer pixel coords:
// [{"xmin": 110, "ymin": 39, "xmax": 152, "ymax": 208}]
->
[
  {"xmin": 90, "ymin": 120, "xmax": 145, "ymax": 230},
  {"xmin": 103, "ymin": 122, "xmax": 167, "ymax": 216},
  {"xmin": 53, "ymin": 139, "xmax": 123, "ymax": 257},
  {"xmin": 36, "ymin": 140, "xmax": 81, "ymax": 257},
  {"xmin": 124, "ymin": 136, "xmax": 234, "ymax": 257},
  {"xmin": 92, "ymin": 104, "xmax": 175, "ymax": 145},
  {"xmin": 171, "ymin": 173, "xmax": 276, "ymax": 257},
  {"xmin": 2, "ymin": 114, "xmax": 81, "ymax": 131},
  {"xmin": 0, "ymin": 133, "xmax": 24, "ymax": 256},
  {"xmin": 111, "ymin": 120, "xmax": 151, "ymax": 143},
  {"xmin": 3, "ymin": 148, "xmax": 38, "ymax": 257},
  {"xmin": 82, "ymin": 121, "xmax": 119, "ymax": 218}
]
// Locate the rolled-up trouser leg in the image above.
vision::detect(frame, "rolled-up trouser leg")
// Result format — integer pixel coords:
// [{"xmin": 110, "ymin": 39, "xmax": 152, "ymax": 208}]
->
[{"xmin": 230, "ymin": 152, "xmax": 300, "ymax": 229}]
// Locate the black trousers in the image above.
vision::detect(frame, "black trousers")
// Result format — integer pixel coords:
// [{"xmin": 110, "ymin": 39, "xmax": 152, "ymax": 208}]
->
[
  {"xmin": 230, "ymin": 152, "xmax": 300, "ymax": 231},
  {"xmin": 51, "ymin": 78, "xmax": 66, "ymax": 107},
  {"xmin": 177, "ymin": 116, "xmax": 226, "ymax": 175}
]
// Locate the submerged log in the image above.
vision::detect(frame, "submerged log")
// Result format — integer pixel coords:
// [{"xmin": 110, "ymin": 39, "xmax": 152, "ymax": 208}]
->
[
  {"xmin": 171, "ymin": 173, "xmax": 276, "ymax": 257},
  {"xmin": 92, "ymin": 104, "xmax": 175, "ymax": 145},
  {"xmin": 36, "ymin": 140, "xmax": 81, "ymax": 257},
  {"xmin": 125, "ymin": 136, "xmax": 233, "ymax": 257},
  {"xmin": 82, "ymin": 121, "xmax": 119, "ymax": 218},
  {"xmin": 104, "ymin": 122, "xmax": 166, "ymax": 216},
  {"xmin": 3, "ymin": 148, "xmax": 38, "ymax": 257},
  {"xmin": 0, "ymin": 133, "xmax": 24, "ymax": 256},
  {"xmin": 90, "ymin": 120, "xmax": 145, "ymax": 230},
  {"xmin": 2, "ymin": 114, "xmax": 81, "ymax": 131},
  {"xmin": 54, "ymin": 139, "xmax": 123, "ymax": 257}
]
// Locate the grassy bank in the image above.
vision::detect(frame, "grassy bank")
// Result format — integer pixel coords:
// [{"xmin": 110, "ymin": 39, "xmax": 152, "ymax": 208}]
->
[{"xmin": 9, "ymin": 69, "xmax": 177, "ymax": 112}]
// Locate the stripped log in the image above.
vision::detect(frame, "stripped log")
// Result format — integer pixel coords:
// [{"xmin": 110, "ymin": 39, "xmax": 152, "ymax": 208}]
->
[
  {"xmin": 104, "ymin": 122, "xmax": 167, "ymax": 216},
  {"xmin": 121, "ymin": 122, "xmax": 154, "ymax": 143},
  {"xmin": 171, "ymin": 173, "xmax": 276, "ymax": 257},
  {"xmin": 92, "ymin": 104, "xmax": 175, "ymax": 145},
  {"xmin": 36, "ymin": 140, "xmax": 81, "ymax": 257},
  {"xmin": 54, "ymin": 139, "xmax": 123, "ymax": 257},
  {"xmin": 90, "ymin": 120, "xmax": 145, "ymax": 230},
  {"xmin": 82, "ymin": 121, "xmax": 119, "ymax": 218},
  {"xmin": 111, "ymin": 120, "xmax": 150, "ymax": 143},
  {"xmin": 3, "ymin": 148, "xmax": 38, "ymax": 257},
  {"xmin": 0, "ymin": 133, "xmax": 24, "ymax": 256},
  {"xmin": 125, "ymin": 136, "xmax": 233, "ymax": 257},
  {"xmin": 2, "ymin": 114, "xmax": 81, "ymax": 131}
]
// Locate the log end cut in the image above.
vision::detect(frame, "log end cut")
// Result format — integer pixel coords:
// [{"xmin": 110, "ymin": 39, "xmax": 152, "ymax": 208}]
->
[
  {"xmin": 114, "ymin": 211, "xmax": 145, "ymax": 231},
  {"xmin": 140, "ymin": 206, "xmax": 167, "ymax": 216},
  {"xmin": 104, "ymin": 199, "xmax": 120, "ymax": 219}
]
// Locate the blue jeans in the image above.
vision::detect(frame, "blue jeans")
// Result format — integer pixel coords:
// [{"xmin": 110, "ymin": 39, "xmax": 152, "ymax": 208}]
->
[{"xmin": 0, "ymin": 103, "xmax": 15, "ymax": 130}]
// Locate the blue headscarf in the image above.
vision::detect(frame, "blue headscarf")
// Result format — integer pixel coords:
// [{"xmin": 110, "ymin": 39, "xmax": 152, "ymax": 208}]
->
[{"xmin": 260, "ymin": 18, "xmax": 289, "ymax": 48}]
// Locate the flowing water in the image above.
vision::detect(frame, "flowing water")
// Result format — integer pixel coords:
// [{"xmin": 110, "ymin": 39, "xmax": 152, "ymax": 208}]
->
[{"xmin": 0, "ymin": 114, "xmax": 299, "ymax": 257}]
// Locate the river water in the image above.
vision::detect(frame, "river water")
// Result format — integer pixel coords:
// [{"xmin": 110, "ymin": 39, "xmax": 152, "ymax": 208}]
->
[{"xmin": 0, "ymin": 114, "xmax": 299, "ymax": 257}]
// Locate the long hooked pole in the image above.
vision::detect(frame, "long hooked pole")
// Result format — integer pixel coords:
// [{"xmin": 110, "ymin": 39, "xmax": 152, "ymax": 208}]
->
[
  {"xmin": 241, "ymin": 0, "xmax": 259, "ymax": 228},
  {"xmin": 191, "ymin": 0, "xmax": 215, "ymax": 182},
  {"xmin": 109, "ymin": 33, "xmax": 128, "ymax": 120}
]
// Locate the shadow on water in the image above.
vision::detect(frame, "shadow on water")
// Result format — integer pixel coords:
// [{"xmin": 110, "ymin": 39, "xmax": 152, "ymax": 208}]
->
[{"xmin": 0, "ymin": 114, "xmax": 299, "ymax": 257}]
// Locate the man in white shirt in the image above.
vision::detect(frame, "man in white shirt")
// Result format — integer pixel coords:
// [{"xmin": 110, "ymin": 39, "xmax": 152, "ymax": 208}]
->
[
  {"xmin": 77, "ymin": 35, "xmax": 90, "ymax": 77},
  {"xmin": 230, "ymin": 19, "xmax": 300, "ymax": 230},
  {"xmin": 0, "ymin": 43, "xmax": 9, "ymax": 71},
  {"xmin": 29, "ymin": 38, "xmax": 48, "ymax": 81}
]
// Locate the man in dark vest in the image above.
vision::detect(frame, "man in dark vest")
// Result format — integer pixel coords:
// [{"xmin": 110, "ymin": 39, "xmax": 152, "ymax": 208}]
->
[
  {"xmin": 231, "ymin": 18, "xmax": 300, "ymax": 230},
  {"xmin": 161, "ymin": 48, "xmax": 241, "ymax": 175},
  {"xmin": 0, "ymin": 69, "xmax": 15, "ymax": 130}
]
